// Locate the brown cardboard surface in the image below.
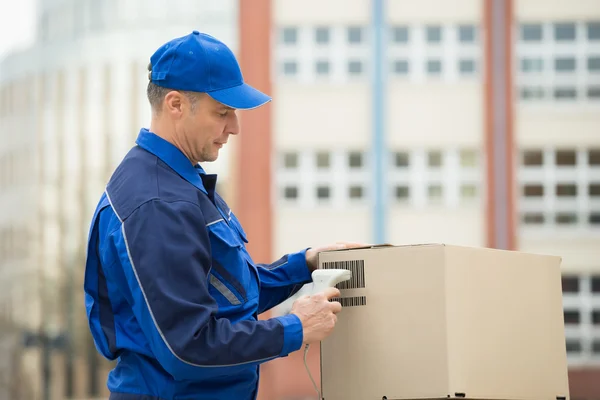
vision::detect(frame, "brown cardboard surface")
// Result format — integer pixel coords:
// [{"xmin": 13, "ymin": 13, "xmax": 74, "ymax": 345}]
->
[{"xmin": 319, "ymin": 244, "xmax": 569, "ymax": 400}]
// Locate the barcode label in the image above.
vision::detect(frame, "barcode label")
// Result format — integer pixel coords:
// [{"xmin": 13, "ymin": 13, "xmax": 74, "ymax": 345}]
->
[
  {"xmin": 321, "ymin": 260, "xmax": 365, "ymax": 289},
  {"xmin": 330, "ymin": 296, "xmax": 367, "ymax": 307}
]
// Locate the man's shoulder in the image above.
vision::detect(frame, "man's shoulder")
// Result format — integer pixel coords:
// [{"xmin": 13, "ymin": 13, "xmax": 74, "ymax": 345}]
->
[{"xmin": 105, "ymin": 146, "xmax": 201, "ymax": 221}]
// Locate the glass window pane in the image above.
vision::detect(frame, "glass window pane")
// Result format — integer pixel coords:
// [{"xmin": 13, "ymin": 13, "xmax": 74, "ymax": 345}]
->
[
  {"xmin": 392, "ymin": 26, "xmax": 409, "ymax": 43},
  {"xmin": 349, "ymin": 186, "xmax": 364, "ymax": 199},
  {"xmin": 348, "ymin": 60, "xmax": 363, "ymax": 75},
  {"xmin": 524, "ymin": 184, "xmax": 544, "ymax": 197},
  {"xmin": 564, "ymin": 310, "xmax": 580, "ymax": 325},
  {"xmin": 521, "ymin": 58, "xmax": 544, "ymax": 72},
  {"xmin": 592, "ymin": 275, "xmax": 600, "ymax": 293},
  {"xmin": 589, "ymin": 149, "xmax": 600, "ymax": 165},
  {"xmin": 523, "ymin": 150, "xmax": 543, "ymax": 166},
  {"xmin": 284, "ymin": 186, "xmax": 298, "ymax": 199},
  {"xmin": 458, "ymin": 25, "xmax": 475, "ymax": 42},
  {"xmin": 521, "ymin": 24, "xmax": 542, "ymax": 41},
  {"xmin": 555, "ymin": 213, "xmax": 578, "ymax": 224},
  {"xmin": 428, "ymin": 151, "xmax": 442, "ymax": 167},
  {"xmin": 283, "ymin": 61, "xmax": 297, "ymax": 75},
  {"xmin": 566, "ymin": 339, "xmax": 582, "ymax": 354},
  {"xmin": 460, "ymin": 150, "xmax": 477, "ymax": 167},
  {"xmin": 587, "ymin": 22, "xmax": 600, "ymax": 40},
  {"xmin": 460, "ymin": 184, "xmax": 477, "ymax": 198},
  {"xmin": 426, "ymin": 25, "xmax": 442, "ymax": 43},
  {"xmin": 588, "ymin": 87, "xmax": 600, "ymax": 99},
  {"xmin": 282, "ymin": 27, "xmax": 297, "ymax": 44},
  {"xmin": 556, "ymin": 150, "xmax": 577, "ymax": 166},
  {"xmin": 348, "ymin": 26, "xmax": 363, "ymax": 44},
  {"xmin": 588, "ymin": 57, "xmax": 600, "ymax": 72},
  {"xmin": 316, "ymin": 186, "xmax": 330, "ymax": 199},
  {"xmin": 428, "ymin": 184, "xmax": 443, "ymax": 199},
  {"xmin": 555, "ymin": 57, "xmax": 576, "ymax": 72},
  {"xmin": 520, "ymin": 87, "xmax": 545, "ymax": 99},
  {"xmin": 554, "ymin": 88, "xmax": 577, "ymax": 99},
  {"xmin": 522, "ymin": 213, "xmax": 545, "ymax": 224},
  {"xmin": 395, "ymin": 152, "xmax": 409, "ymax": 167},
  {"xmin": 284, "ymin": 152, "xmax": 298, "ymax": 168},
  {"xmin": 554, "ymin": 23, "xmax": 576, "ymax": 41},
  {"xmin": 589, "ymin": 184, "xmax": 600, "ymax": 196},
  {"xmin": 590, "ymin": 213, "xmax": 600, "ymax": 225},
  {"xmin": 561, "ymin": 275, "xmax": 579, "ymax": 293},
  {"xmin": 316, "ymin": 61, "xmax": 330, "ymax": 75},
  {"xmin": 459, "ymin": 59, "xmax": 476, "ymax": 74},
  {"xmin": 393, "ymin": 60, "xmax": 409, "ymax": 74},
  {"xmin": 427, "ymin": 60, "xmax": 442, "ymax": 74},
  {"xmin": 395, "ymin": 186, "xmax": 410, "ymax": 200},
  {"xmin": 315, "ymin": 27, "xmax": 329, "ymax": 44},
  {"xmin": 348, "ymin": 152, "xmax": 363, "ymax": 168},
  {"xmin": 556, "ymin": 184, "xmax": 577, "ymax": 197},
  {"xmin": 316, "ymin": 152, "xmax": 330, "ymax": 168}
]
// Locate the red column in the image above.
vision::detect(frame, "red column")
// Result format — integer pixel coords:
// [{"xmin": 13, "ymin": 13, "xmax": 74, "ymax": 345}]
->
[
  {"xmin": 237, "ymin": 1, "xmax": 276, "ymax": 399},
  {"xmin": 483, "ymin": 0, "xmax": 517, "ymax": 250}
]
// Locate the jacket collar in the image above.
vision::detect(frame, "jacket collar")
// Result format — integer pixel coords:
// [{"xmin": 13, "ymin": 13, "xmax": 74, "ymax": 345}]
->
[{"xmin": 135, "ymin": 128, "xmax": 208, "ymax": 194}]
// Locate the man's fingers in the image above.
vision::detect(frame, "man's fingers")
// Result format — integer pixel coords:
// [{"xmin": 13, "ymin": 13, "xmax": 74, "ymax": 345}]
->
[
  {"xmin": 329, "ymin": 300, "xmax": 343, "ymax": 314},
  {"xmin": 322, "ymin": 287, "xmax": 341, "ymax": 300}
]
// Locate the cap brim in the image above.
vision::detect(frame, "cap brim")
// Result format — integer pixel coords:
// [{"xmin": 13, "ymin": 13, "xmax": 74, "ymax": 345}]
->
[{"xmin": 207, "ymin": 83, "xmax": 271, "ymax": 110}]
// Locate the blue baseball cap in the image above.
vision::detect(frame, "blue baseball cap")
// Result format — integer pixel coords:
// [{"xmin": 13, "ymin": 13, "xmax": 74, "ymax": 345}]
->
[{"xmin": 149, "ymin": 31, "xmax": 271, "ymax": 110}]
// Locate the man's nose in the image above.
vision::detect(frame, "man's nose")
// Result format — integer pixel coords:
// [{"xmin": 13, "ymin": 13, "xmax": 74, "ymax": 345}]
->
[{"xmin": 227, "ymin": 113, "xmax": 240, "ymax": 135}]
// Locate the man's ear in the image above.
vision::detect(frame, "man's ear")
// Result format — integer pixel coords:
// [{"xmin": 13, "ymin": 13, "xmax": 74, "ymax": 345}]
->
[{"xmin": 163, "ymin": 91, "xmax": 183, "ymax": 117}]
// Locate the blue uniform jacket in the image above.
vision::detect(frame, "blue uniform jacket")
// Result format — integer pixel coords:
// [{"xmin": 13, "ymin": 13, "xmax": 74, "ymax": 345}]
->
[{"xmin": 83, "ymin": 128, "xmax": 311, "ymax": 399}]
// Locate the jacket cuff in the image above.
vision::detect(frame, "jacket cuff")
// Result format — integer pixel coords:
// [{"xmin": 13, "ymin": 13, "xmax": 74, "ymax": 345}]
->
[{"xmin": 276, "ymin": 314, "xmax": 304, "ymax": 356}]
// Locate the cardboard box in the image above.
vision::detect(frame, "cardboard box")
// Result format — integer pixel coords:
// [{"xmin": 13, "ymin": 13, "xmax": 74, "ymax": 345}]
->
[{"xmin": 319, "ymin": 243, "xmax": 569, "ymax": 400}]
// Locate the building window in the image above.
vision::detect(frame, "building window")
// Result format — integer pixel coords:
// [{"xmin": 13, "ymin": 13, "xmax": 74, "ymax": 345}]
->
[
  {"xmin": 282, "ymin": 61, "xmax": 298, "ymax": 76},
  {"xmin": 459, "ymin": 59, "xmax": 476, "ymax": 75},
  {"xmin": 522, "ymin": 212, "xmax": 545, "ymax": 224},
  {"xmin": 555, "ymin": 57, "xmax": 576, "ymax": 72},
  {"xmin": 523, "ymin": 184, "xmax": 544, "ymax": 197},
  {"xmin": 426, "ymin": 25, "xmax": 442, "ymax": 43},
  {"xmin": 588, "ymin": 57, "xmax": 600, "ymax": 72},
  {"xmin": 349, "ymin": 185, "xmax": 364, "ymax": 199},
  {"xmin": 589, "ymin": 150, "xmax": 600, "ymax": 165},
  {"xmin": 316, "ymin": 152, "xmax": 330, "ymax": 168},
  {"xmin": 395, "ymin": 185, "xmax": 409, "ymax": 201},
  {"xmin": 281, "ymin": 27, "xmax": 297, "ymax": 44},
  {"xmin": 348, "ymin": 60, "xmax": 363, "ymax": 75},
  {"xmin": 393, "ymin": 60, "xmax": 409, "ymax": 75},
  {"xmin": 316, "ymin": 186, "xmax": 331, "ymax": 200},
  {"xmin": 348, "ymin": 152, "xmax": 363, "ymax": 168},
  {"xmin": 395, "ymin": 152, "xmax": 409, "ymax": 167},
  {"xmin": 554, "ymin": 87, "xmax": 577, "ymax": 99},
  {"xmin": 284, "ymin": 186, "xmax": 299, "ymax": 199},
  {"xmin": 428, "ymin": 184, "xmax": 443, "ymax": 200},
  {"xmin": 460, "ymin": 184, "xmax": 477, "ymax": 199},
  {"xmin": 564, "ymin": 310, "xmax": 581, "ymax": 325},
  {"xmin": 556, "ymin": 150, "xmax": 577, "ymax": 166},
  {"xmin": 589, "ymin": 184, "xmax": 600, "ymax": 197},
  {"xmin": 562, "ymin": 275, "xmax": 579, "ymax": 293},
  {"xmin": 521, "ymin": 87, "xmax": 545, "ymax": 99},
  {"xmin": 284, "ymin": 152, "xmax": 298, "ymax": 168},
  {"xmin": 590, "ymin": 213, "xmax": 600, "ymax": 225},
  {"xmin": 521, "ymin": 24, "xmax": 543, "ymax": 41},
  {"xmin": 588, "ymin": 87, "xmax": 600, "ymax": 99},
  {"xmin": 315, "ymin": 27, "xmax": 329, "ymax": 44},
  {"xmin": 554, "ymin": 23, "xmax": 576, "ymax": 41},
  {"xmin": 428, "ymin": 151, "xmax": 443, "ymax": 167},
  {"xmin": 521, "ymin": 58, "xmax": 543, "ymax": 73},
  {"xmin": 588, "ymin": 22, "xmax": 600, "ymax": 40},
  {"xmin": 459, "ymin": 150, "xmax": 478, "ymax": 168},
  {"xmin": 458, "ymin": 25, "xmax": 475, "ymax": 43},
  {"xmin": 347, "ymin": 26, "xmax": 363, "ymax": 44},
  {"xmin": 592, "ymin": 276, "xmax": 600, "ymax": 293},
  {"xmin": 392, "ymin": 26, "xmax": 409, "ymax": 43},
  {"xmin": 555, "ymin": 213, "xmax": 578, "ymax": 225},
  {"xmin": 316, "ymin": 60, "xmax": 330, "ymax": 75},
  {"xmin": 556, "ymin": 184, "xmax": 577, "ymax": 197},
  {"xmin": 427, "ymin": 60, "xmax": 442, "ymax": 75}
]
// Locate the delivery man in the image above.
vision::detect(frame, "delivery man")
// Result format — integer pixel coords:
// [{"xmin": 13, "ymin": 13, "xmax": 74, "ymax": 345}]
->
[{"xmin": 83, "ymin": 30, "xmax": 363, "ymax": 399}]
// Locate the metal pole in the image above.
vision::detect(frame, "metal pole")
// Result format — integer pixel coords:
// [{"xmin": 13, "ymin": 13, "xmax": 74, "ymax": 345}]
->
[{"xmin": 372, "ymin": 0, "xmax": 387, "ymax": 244}]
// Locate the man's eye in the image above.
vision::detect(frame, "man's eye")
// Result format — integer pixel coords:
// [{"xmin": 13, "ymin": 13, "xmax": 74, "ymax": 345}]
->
[{"xmin": 219, "ymin": 112, "xmax": 228, "ymax": 117}]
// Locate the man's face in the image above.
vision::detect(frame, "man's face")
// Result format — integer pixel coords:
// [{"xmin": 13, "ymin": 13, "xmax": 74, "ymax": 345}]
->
[{"xmin": 170, "ymin": 92, "xmax": 240, "ymax": 163}]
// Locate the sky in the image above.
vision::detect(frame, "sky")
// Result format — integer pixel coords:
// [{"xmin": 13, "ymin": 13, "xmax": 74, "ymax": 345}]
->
[{"xmin": 0, "ymin": 0, "xmax": 36, "ymax": 60}]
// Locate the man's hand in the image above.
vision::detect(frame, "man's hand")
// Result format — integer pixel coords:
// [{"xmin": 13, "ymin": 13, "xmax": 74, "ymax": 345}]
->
[
  {"xmin": 290, "ymin": 287, "xmax": 343, "ymax": 344},
  {"xmin": 305, "ymin": 242, "xmax": 370, "ymax": 272}
]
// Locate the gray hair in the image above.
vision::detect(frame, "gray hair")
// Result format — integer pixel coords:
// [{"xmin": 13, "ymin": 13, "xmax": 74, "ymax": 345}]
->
[{"xmin": 146, "ymin": 64, "xmax": 201, "ymax": 114}]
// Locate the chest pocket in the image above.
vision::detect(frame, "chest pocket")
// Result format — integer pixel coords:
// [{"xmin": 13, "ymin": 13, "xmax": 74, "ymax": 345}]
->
[{"xmin": 206, "ymin": 218, "xmax": 259, "ymax": 312}]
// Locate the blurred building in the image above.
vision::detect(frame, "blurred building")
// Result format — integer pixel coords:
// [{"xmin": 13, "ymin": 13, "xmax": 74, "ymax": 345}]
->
[
  {"xmin": 0, "ymin": 0, "xmax": 598, "ymax": 399},
  {"xmin": 0, "ymin": 0, "xmax": 238, "ymax": 398}
]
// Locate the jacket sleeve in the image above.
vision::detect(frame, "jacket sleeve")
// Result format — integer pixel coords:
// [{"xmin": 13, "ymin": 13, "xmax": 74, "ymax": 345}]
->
[
  {"xmin": 110, "ymin": 199, "xmax": 304, "ymax": 380},
  {"xmin": 256, "ymin": 251, "xmax": 313, "ymax": 314}
]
